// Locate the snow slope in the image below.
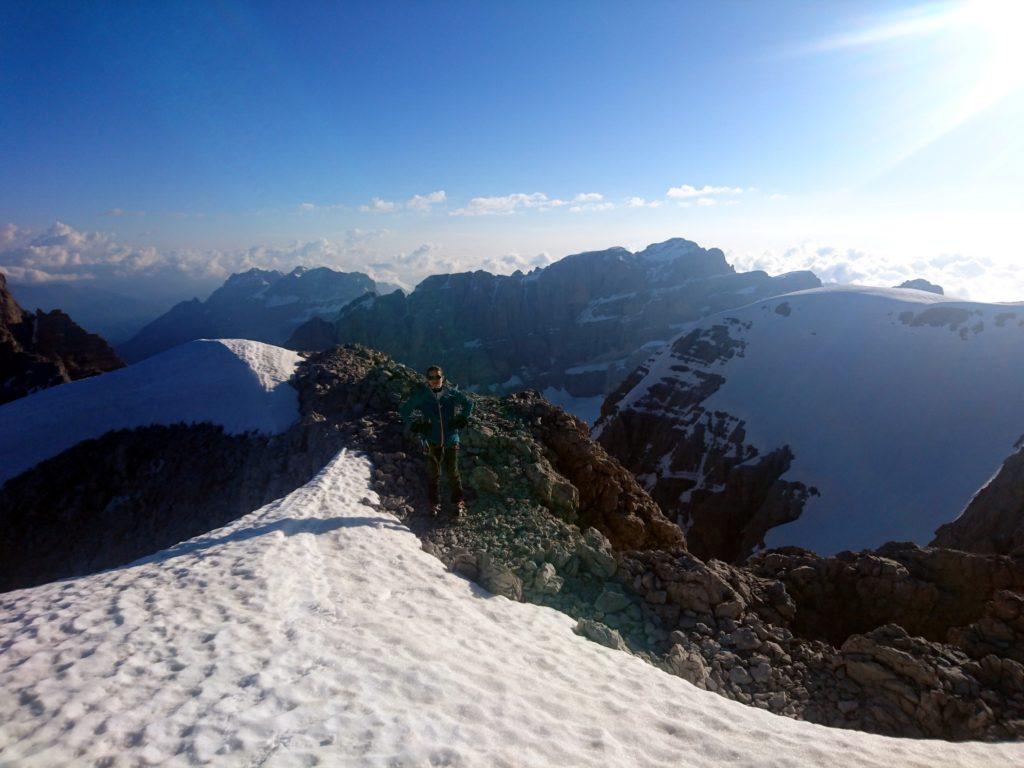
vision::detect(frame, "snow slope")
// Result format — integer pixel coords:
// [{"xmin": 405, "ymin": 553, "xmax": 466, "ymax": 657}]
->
[
  {"xmin": 1, "ymin": 447, "xmax": 1020, "ymax": 766},
  {"xmin": 600, "ymin": 285, "xmax": 1024, "ymax": 555},
  {"xmin": 0, "ymin": 338, "xmax": 301, "ymax": 486}
]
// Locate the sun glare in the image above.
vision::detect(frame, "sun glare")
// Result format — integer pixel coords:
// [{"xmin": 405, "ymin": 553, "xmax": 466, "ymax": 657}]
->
[
  {"xmin": 811, "ymin": 0, "xmax": 1024, "ymax": 168},
  {"xmin": 951, "ymin": 0, "xmax": 1024, "ymax": 116}
]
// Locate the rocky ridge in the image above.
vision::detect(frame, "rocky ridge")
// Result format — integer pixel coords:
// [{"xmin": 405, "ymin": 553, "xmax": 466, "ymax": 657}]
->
[
  {"xmin": 294, "ymin": 345, "xmax": 1024, "ymax": 740},
  {"xmin": 3, "ymin": 342, "xmax": 1022, "ymax": 741},
  {"xmin": 0, "ymin": 271, "xmax": 124, "ymax": 404},
  {"xmin": 931, "ymin": 435, "xmax": 1024, "ymax": 556},
  {"xmin": 594, "ymin": 318, "xmax": 818, "ymax": 562}
]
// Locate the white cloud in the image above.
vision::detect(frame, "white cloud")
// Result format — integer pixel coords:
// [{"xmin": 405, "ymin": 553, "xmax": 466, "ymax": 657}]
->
[
  {"xmin": 567, "ymin": 193, "xmax": 614, "ymax": 213},
  {"xmin": 0, "ymin": 221, "xmax": 562, "ymax": 296},
  {"xmin": 569, "ymin": 202, "xmax": 614, "ymax": 213},
  {"xmin": 769, "ymin": 193, "xmax": 788, "ymax": 201},
  {"xmin": 727, "ymin": 242, "xmax": 1024, "ymax": 302},
  {"xmin": 406, "ymin": 190, "xmax": 447, "ymax": 212},
  {"xmin": 359, "ymin": 197, "xmax": 398, "ymax": 214},
  {"xmin": 450, "ymin": 192, "xmax": 567, "ymax": 217},
  {"xmin": 625, "ymin": 197, "xmax": 662, "ymax": 209},
  {"xmin": 666, "ymin": 184, "xmax": 744, "ymax": 199},
  {"xmin": 354, "ymin": 190, "xmax": 447, "ymax": 214},
  {"xmin": 1, "ymin": 223, "xmax": 28, "ymax": 248},
  {"xmin": 298, "ymin": 201, "xmax": 346, "ymax": 212},
  {"xmin": 695, "ymin": 197, "xmax": 717, "ymax": 207}
]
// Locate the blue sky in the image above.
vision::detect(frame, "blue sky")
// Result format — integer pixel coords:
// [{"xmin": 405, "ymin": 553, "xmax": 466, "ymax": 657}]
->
[{"xmin": 2, "ymin": 0, "xmax": 1022, "ymax": 299}]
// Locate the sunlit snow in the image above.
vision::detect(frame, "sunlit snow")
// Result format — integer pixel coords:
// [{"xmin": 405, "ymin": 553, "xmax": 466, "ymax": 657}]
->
[{"xmin": 2, "ymin": 447, "xmax": 1020, "ymax": 766}]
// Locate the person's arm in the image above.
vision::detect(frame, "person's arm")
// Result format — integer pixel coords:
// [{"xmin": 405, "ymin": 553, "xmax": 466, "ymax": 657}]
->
[{"xmin": 453, "ymin": 389, "xmax": 473, "ymax": 427}]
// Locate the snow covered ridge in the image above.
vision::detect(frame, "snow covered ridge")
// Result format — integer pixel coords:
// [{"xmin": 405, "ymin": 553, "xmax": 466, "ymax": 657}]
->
[
  {"xmin": 0, "ymin": 339, "xmax": 301, "ymax": 486},
  {"xmin": 595, "ymin": 285, "xmax": 1024, "ymax": 559},
  {"xmin": 2, "ymin": 448, "xmax": 1020, "ymax": 767}
]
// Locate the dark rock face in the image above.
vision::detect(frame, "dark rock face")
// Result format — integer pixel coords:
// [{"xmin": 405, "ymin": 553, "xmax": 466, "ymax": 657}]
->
[
  {"xmin": 287, "ymin": 315, "xmax": 337, "ymax": 351},
  {"xmin": 747, "ymin": 543, "xmax": 1024, "ymax": 647},
  {"xmin": 119, "ymin": 266, "xmax": 377, "ymax": 362},
  {"xmin": 896, "ymin": 278, "xmax": 944, "ymax": 295},
  {"xmin": 504, "ymin": 390, "xmax": 684, "ymax": 551},
  {"xmin": 0, "ymin": 271, "xmax": 124, "ymax": 404},
  {"xmin": 932, "ymin": 436, "xmax": 1024, "ymax": 555},
  {"xmin": 595, "ymin": 320, "xmax": 817, "ymax": 563},
  {"xmin": 0, "ymin": 423, "xmax": 336, "ymax": 592},
  {"xmin": 287, "ymin": 239, "xmax": 820, "ymax": 401}
]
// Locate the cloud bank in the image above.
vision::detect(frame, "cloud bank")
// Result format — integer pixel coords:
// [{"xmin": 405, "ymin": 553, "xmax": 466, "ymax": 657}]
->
[
  {"xmin": 0, "ymin": 221, "xmax": 555, "ymax": 296},
  {"xmin": 728, "ymin": 243, "xmax": 1024, "ymax": 302}
]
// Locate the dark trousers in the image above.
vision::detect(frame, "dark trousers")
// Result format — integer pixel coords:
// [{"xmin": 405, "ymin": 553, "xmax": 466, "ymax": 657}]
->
[{"xmin": 426, "ymin": 443, "xmax": 462, "ymax": 504}]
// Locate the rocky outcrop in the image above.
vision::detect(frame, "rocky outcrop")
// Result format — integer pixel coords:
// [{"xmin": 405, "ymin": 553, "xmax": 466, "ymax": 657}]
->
[
  {"xmin": 595, "ymin": 320, "xmax": 818, "ymax": 562},
  {"xmin": 291, "ymin": 344, "xmax": 685, "ymax": 555},
  {"xmin": 0, "ymin": 271, "xmax": 124, "ymax": 404},
  {"xmin": 896, "ymin": 278, "xmax": 944, "ymax": 295},
  {"xmin": 747, "ymin": 544, "xmax": 1024, "ymax": 646},
  {"xmin": 614, "ymin": 544, "xmax": 1024, "ymax": 740},
  {"xmin": 931, "ymin": 436, "xmax": 1024, "ymax": 555},
  {"xmin": 287, "ymin": 239, "xmax": 820, "ymax": 404},
  {"xmin": 504, "ymin": 390, "xmax": 684, "ymax": 551},
  {"xmin": 119, "ymin": 266, "xmax": 379, "ymax": 362}
]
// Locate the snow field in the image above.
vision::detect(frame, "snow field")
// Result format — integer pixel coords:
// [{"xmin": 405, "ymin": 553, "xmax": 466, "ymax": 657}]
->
[
  {"xmin": 0, "ymin": 338, "xmax": 301, "ymax": 485},
  {"xmin": 610, "ymin": 285, "xmax": 1024, "ymax": 554},
  {"xmin": 1, "ymin": 448, "xmax": 1021, "ymax": 767}
]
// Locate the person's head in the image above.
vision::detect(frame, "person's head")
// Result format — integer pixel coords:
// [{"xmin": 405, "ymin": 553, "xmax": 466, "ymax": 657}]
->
[{"xmin": 425, "ymin": 365, "xmax": 444, "ymax": 391}]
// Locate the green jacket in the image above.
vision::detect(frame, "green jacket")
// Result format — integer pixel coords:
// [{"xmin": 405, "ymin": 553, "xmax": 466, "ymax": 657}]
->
[{"xmin": 399, "ymin": 383, "xmax": 474, "ymax": 446}]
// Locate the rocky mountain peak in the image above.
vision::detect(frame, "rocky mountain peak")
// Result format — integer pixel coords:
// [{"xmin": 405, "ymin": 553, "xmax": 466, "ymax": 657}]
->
[
  {"xmin": 635, "ymin": 237, "xmax": 701, "ymax": 261},
  {"xmin": 0, "ymin": 274, "xmax": 124, "ymax": 404},
  {"xmin": 119, "ymin": 266, "xmax": 379, "ymax": 362},
  {"xmin": 212, "ymin": 268, "xmax": 285, "ymax": 302},
  {"xmin": 1, "ymin": 271, "xmax": 26, "ymax": 327},
  {"xmin": 896, "ymin": 278, "xmax": 944, "ymax": 295}
]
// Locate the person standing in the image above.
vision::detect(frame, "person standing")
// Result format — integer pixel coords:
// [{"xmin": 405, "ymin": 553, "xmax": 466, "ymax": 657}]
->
[{"xmin": 399, "ymin": 364, "xmax": 474, "ymax": 516}]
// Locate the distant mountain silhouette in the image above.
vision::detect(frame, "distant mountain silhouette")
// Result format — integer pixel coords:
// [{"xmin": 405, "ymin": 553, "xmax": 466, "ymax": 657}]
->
[{"xmin": 118, "ymin": 266, "xmax": 380, "ymax": 362}]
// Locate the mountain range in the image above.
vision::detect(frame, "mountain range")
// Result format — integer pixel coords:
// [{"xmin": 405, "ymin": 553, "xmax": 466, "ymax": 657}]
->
[
  {"xmin": 118, "ymin": 265, "xmax": 388, "ymax": 363},
  {"xmin": 286, "ymin": 238, "xmax": 820, "ymax": 422}
]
